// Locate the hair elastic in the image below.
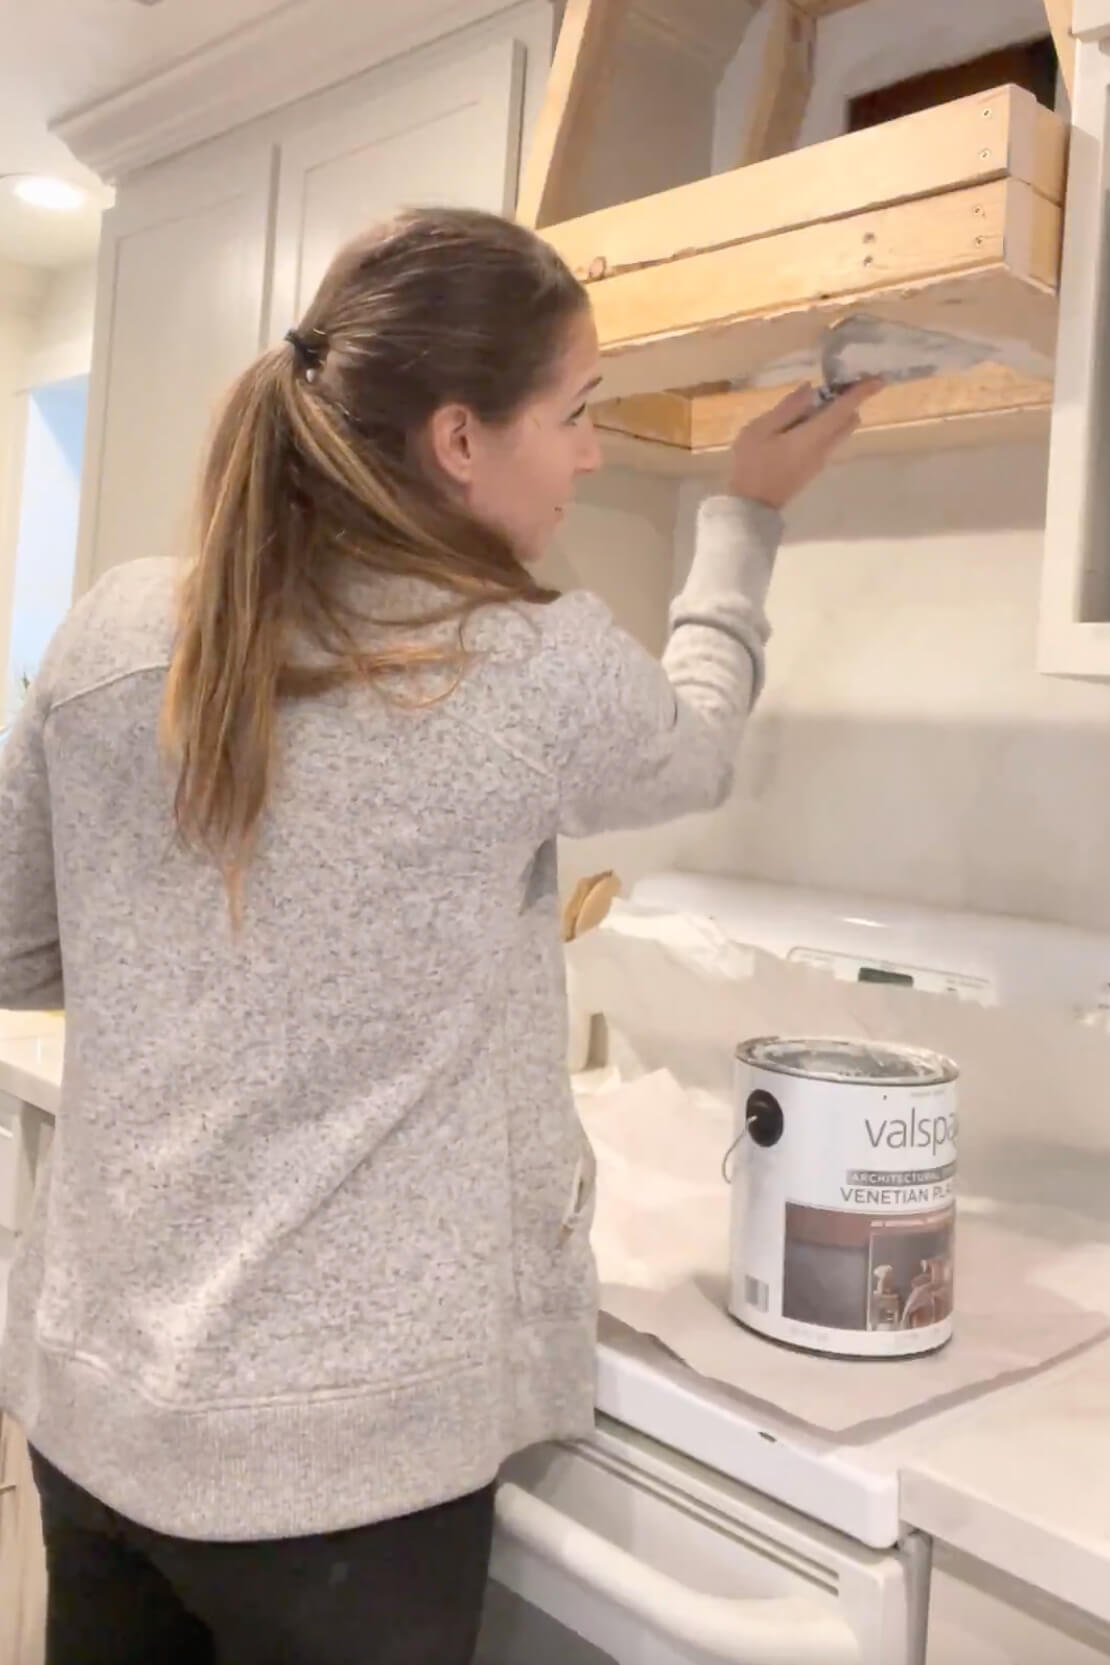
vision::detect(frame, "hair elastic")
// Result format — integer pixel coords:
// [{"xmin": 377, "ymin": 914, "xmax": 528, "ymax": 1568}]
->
[{"xmin": 285, "ymin": 328, "xmax": 324, "ymax": 377}]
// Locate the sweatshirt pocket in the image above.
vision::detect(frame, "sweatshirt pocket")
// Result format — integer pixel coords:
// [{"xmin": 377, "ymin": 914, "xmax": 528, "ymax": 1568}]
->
[{"xmin": 511, "ymin": 1111, "xmax": 598, "ymax": 1323}]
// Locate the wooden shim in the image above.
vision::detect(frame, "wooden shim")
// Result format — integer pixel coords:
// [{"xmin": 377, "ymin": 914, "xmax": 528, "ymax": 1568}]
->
[
  {"xmin": 1042, "ymin": 0, "xmax": 1076, "ymax": 100},
  {"xmin": 517, "ymin": 0, "xmax": 633, "ymax": 228},
  {"xmin": 736, "ymin": 0, "xmax": 816, "ymax": 167},
  {"xmin": 541, "ymin": 86, "xmax": 1067, "ymax": 282}
]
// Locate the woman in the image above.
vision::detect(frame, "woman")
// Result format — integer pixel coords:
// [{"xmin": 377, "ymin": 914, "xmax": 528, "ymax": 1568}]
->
[{"xmin": 0, "ymin": 207, "xmax": 875, "ymax": 1665}]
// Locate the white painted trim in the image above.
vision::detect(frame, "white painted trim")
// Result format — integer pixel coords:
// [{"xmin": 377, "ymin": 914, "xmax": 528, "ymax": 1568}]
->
[
  {"xmin": 1073, "ymin": 0, "xmax": 1110, "ymax": 43},
  {"xmin": 17, "ymin": 339, "xmax": 93, "ymax": 396},
  {"xmin": 1038, "ymin": 21, "xmax": 1110, "ymax": 678},
  {"xmin": 0, "ymin": 393, "xmax": 29, "ymax": 712},
  {"xmin": 53, "ymin": 0, "xmax": 544, "ymax": 182}
]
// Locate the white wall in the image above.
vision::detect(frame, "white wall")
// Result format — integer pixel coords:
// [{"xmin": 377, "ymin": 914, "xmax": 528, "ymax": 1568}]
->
[
  {"xmin": 0, "ymin": 262, "xmax": 44, "ymax": 707},
  {"xmin": 22, "ymin": 264, "xmax": 97, "ymax": 391},
  {"xmin": 665, "ymin": 444, "xmax": 1110, "ymax": 931},
  {"xmin": 5, "ymin": 378, "xmax": 88, "ymax": 715},
  {"xmin": 0, "ymin": 259, "xmax": 97, "ymax": 710}
]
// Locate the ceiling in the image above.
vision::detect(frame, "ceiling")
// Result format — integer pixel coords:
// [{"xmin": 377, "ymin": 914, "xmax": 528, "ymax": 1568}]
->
[{"xmin": 2, "ymin": 0, "xmax": 292, "ymax": 267}]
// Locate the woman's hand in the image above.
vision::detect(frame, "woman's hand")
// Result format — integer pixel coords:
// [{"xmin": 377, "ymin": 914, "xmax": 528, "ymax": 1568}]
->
[{"xmin": 724, "ymin": 379, "xmax": 883, "ymax": 510}]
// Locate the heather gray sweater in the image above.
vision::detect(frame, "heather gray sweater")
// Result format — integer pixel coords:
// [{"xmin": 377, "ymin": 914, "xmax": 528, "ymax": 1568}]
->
[{"xmin": 0, "ymin": 494, "xmax": 779, "ymax": 1540}]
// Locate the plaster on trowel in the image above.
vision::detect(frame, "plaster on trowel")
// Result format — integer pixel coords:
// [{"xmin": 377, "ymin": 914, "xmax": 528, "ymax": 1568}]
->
[
  {"xmin": 814, "ymin": 312, "xmax": 1000, "ymax": 399},
  {"xmin": 769, "ymin": 311, "xmax": 1048, "ymax": 427}
]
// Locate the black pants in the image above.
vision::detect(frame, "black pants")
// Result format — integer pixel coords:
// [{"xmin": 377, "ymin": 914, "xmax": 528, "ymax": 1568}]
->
[{"xmin": 31, "ymin": 1450, "xmax": 495, "ymax": 1665}]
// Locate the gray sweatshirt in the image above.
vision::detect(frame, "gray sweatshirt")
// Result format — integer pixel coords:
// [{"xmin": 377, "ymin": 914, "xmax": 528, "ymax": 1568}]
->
[{"xmin": 0, "ymin": 494, "xmax": 779, "ymax": 1541}]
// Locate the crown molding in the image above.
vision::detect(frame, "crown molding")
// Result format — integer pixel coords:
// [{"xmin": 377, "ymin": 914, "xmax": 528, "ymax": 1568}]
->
[{"xmin": 53, "ymin": 0, "xmax": 522, "ymax": 182}]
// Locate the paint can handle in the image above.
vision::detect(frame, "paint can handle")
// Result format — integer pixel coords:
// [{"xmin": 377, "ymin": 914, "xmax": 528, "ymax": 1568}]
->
[{"xmin": 722, "ymin": 1091, "xmax": 785, "ymax": 1181}]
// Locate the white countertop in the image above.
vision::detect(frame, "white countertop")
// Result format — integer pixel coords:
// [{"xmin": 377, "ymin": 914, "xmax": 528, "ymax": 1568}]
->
[
  {"xmin": 2, "ymin": 1011, "xmax": 1108, "ymax": 1629},
  {"xmin": 900, "ymin": 1337, "xmax": 1110, "ymax": 1625},
  {"xmin": 0, "ymin": 1011, "xmax": 63, "ymax": 1116}
]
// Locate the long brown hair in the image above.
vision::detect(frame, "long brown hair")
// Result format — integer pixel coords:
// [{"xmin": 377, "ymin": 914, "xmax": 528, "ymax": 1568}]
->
[{"xmin": 161, "ymin": 207, "xmax": 588, "ymax": 904}]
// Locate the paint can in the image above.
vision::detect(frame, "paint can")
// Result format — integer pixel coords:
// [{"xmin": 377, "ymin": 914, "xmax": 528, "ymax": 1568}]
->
[{"xmin": 729, "ymin": 1037, "xmax": 958, "ymax": 1359}]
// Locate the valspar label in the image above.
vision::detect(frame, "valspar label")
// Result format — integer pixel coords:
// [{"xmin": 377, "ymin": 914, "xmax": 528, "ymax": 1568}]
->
[{"xmin": 729, "ymin": 1037, "xmax": 958, "ymax": 1359}]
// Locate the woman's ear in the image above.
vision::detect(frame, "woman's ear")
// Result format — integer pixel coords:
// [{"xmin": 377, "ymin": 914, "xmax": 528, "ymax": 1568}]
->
[{"xmin": 425, "ymin": 403, "xmax": 476, "ymax": 487}]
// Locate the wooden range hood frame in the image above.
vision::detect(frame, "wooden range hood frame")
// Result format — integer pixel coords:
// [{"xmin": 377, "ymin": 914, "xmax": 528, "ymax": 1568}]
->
[{"xmin": 518, "ymin": 0, "xmax": 1073, "ymax": 470}]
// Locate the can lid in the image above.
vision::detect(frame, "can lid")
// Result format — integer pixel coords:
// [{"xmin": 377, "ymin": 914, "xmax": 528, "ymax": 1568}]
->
[{"xmin": 736, "ymin": 1036, "xmax": 957, "ymax": 1087}]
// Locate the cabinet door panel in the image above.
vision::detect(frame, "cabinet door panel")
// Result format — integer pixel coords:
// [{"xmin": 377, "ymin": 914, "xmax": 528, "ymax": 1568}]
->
[
  {"xmin": 269, "ymin": 40, "xmax": 524, "ymax": 333},
  {"xmin": 77, "ymin": 149, "xmax": 273, "ymax": 589}
]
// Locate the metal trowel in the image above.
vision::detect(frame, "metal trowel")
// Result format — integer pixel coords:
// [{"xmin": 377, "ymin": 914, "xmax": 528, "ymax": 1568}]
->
[{"xmin": 813, "ymin": 313, "xmax": 997, "ymax": 403}]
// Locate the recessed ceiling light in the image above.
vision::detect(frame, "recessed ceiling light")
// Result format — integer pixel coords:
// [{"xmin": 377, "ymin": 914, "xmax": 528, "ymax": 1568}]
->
[{"xmin": 11, "ymin": 177, "xmax": 87, "ymax": 214}]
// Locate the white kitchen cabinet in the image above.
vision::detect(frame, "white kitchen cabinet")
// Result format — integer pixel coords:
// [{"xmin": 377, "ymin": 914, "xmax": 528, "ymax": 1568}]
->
[
  {"xmin": 76, "ymin": 147, "xmax": 275, "ymax": 591},
  {"xmin": 269, "ymin": 39, "xmax": 525, "ymax": 335},
  {"xmin": 75, "ymin": 8, "xmax": 546, "ymax": 597},
  {"xmin": 1039, "ymin": 0, "xmax": 1110, "ymax": 677}
]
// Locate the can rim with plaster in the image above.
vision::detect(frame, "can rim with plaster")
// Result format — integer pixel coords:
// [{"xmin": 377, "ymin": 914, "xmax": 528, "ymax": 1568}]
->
[{"xmin": 735, "ymin": 1035, "xmax": 958, "ymax": 1089}]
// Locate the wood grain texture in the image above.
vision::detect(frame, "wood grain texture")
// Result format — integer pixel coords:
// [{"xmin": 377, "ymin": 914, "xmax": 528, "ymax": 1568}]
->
[
  {"xmin": 1041, "ymin": 0, "xmax": 1076, "ymax": 99},
  {"xmin": 517, "ymin": 0, "xmax": 633, "ymax": 227},
  {"xmin": 736, "ymin": 0, "xmax": 816, "ymax": 166},
  {"xmin": 587, "ymin": 180, "xmax": 1061, "ymax": 399},
  {"xmin": 686, "ymin": 363, "xmax": 1053, "ymax": 447},
  {"xmin": 597, "ymin": 395, "xmax": 1052, "ymax": 473},
  {"xmin": 541, "ymin": 86, "xmax": 1066, "ymax": 282}
]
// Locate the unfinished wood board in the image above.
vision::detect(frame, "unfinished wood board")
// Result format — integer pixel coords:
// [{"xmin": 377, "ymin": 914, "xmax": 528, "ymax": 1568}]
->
[
  {"xmin": 595, "ymin": 364, "xmax": 1051, "ymax": 450},
  {"xmin": 685, "ymin": 364, "xmax": 1052, "ymax": 446},
  {"xmin": 588, "ymin": 179, "xmax": 1062, "ymax": 398},
  {"xmin": 596, "ymin": 402, "xmax": 1053, "ymax": 473},
  {"xmin": 517, "ymin": 0, "xmax": 633, "ymax": 227},
  {"xmin": 541, "ymin": 86, "xmax": 1067, "ymax": 282},
  {"xmin": 736, "ymin": 0, "xmax": 816, "ymax": 166},
  {"xmin": 1042, "ymin": 0, "xmax": 1076, "ymax": 99}
]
